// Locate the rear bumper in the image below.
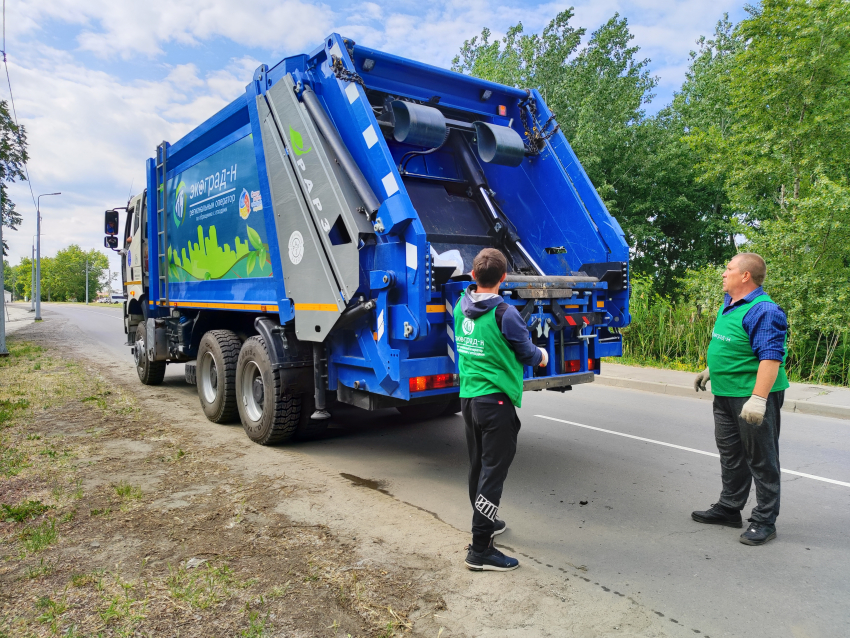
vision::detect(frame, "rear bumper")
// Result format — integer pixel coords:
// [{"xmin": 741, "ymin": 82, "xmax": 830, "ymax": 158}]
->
[{"xmin": 524, "ymin": 372, "xmax": 595, "ymax": 392}]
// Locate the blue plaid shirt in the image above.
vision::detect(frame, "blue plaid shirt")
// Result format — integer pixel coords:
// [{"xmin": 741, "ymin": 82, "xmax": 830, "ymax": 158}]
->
[{"xmin": 722, "ymin": 286, "xmax": 787, "ymax": 361}]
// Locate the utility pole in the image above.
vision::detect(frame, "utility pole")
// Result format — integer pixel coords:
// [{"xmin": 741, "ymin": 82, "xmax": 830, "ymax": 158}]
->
[
  {"xmin": 0, "ymin": 186, "xmax": 8, "ymax": 356},
  {"xmin": 85, "ymin": 257, "xmax": 89, "ymax": 304},
  {"xmin": 30, "ymin": 243, "xmax": 34, "ymax": 311},
  {"xmin": 35, "ymin": 192, "xmax": 61, "ymax": 321}
]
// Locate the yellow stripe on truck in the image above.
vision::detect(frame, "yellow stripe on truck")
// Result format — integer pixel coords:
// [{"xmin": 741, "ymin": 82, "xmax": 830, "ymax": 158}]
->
[
  {"xmin": 426, "ymin": 305, "xmax": 445, "ymax": 313},
  {"xmin": 294, "ymin": 303, "xmax": 339, "ymax": 312}
]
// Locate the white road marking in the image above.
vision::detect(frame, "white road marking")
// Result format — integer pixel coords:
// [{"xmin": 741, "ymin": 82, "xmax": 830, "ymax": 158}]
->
[{"xmin": 535, "ymin": 414, "xmax": 850, "ymax": 489}]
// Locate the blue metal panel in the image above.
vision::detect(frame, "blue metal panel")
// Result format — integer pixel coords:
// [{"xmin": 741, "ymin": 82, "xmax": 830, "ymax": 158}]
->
[{"xmin": 529, "ymin": 89, "xmax": 629, "ymax": 263}]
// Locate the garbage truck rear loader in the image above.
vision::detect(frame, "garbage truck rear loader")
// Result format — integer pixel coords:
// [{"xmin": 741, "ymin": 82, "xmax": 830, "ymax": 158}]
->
[{"xmin": 104, "ymin": 34, "xmax": 631, "ymax": 444}]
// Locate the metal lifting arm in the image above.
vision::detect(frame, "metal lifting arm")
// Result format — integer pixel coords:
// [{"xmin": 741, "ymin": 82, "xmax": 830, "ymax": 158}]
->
[
  {"xmin": 299, "ymin": 86, "xmax": 381, "ymax": 218},
  {"xmin": 449, "ymin": 130, "xmax": 545, "ymax": 276}
]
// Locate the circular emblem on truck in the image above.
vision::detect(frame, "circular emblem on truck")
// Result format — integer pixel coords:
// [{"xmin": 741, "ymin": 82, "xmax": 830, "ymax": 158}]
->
[
  {"xmin": 288, "ymin": 230, "xmax": 304, "ymax": 265},
  {"xmin": 462, "ymin": 317, "xmax": 475, "ymax": 336}
]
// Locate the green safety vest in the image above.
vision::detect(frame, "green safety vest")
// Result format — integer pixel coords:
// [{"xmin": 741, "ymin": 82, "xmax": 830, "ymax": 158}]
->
[
  {"xmin": 454, "ymin": 298, "xmax": 525, "ymax": 407},
  {"xmin": 706, "ymin": 294, "xmax": 790, "ymax": 397}
]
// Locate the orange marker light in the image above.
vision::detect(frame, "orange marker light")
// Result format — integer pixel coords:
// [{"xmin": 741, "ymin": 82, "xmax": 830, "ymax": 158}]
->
[{"xmin": 498, "ymin": 105, "xmax": 507, "ymax": 117}]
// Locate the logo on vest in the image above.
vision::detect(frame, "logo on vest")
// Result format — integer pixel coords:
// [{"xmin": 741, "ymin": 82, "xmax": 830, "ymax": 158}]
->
[
  {"xmin": 712, "ymin": 331, "xmax": 731, "ymax": 342},
  {"xmin": 462, "ymin": 318, "xmax": 475, "ymax": 336}
]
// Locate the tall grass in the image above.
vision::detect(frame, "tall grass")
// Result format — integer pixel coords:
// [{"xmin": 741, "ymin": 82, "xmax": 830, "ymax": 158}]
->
[
  {"xmin": 620, "ymin": 277, "xmax": 714, "ymax": 372},
  {"xmin": 619, "ymin": 276, "xmax": 850, "ymax": 386}
]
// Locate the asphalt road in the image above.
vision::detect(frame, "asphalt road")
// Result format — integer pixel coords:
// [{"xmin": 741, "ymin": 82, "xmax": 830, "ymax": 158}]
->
[{"xmin": 38, "ymin": 303, "xmax": 850, "ymax": 638}]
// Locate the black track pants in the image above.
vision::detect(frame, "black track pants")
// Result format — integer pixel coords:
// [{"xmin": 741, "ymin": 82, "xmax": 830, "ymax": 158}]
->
[
  {"xmin": 713, "ymin": 391, "xmax": 784, "ymax": 525},
  {"xmin": 462, "ymin": 393, "xmax": 521, "ymax": 549}
]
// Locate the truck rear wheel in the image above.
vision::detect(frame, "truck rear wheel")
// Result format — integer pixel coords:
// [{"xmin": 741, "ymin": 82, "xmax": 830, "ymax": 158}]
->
[
  {"xmin": 197, "ymin": 330, "xmax": 241, "ymax": 423},
  {"xmin": 236, "ymin": 335, "xmax": 301, "ymax": 444},
  {"xmin": 134, "ymin": 321, "xmax": 166, "ymax": 386}
]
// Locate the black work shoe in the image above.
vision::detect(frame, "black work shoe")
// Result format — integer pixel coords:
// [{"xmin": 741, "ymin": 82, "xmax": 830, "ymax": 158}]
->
[
  {"xmin": 739, "ymin": 520, "xmax": 777, "ymax": 546},
  {"xmin": 691, "ymin": 503, "xmax": 743, "ymax": 528},
  {"xmin": 465, "ymin": 544, "xmax": 519, "ymax": 572},
  {"xmin": 491, "ymin": 518, "xmax": 507, "ymax": 537}
]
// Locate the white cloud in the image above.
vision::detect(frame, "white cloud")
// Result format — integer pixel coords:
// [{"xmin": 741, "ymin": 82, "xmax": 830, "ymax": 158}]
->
[{"xmin": 13, "ymin": 0, "xmax": 334, "ymax": 59}]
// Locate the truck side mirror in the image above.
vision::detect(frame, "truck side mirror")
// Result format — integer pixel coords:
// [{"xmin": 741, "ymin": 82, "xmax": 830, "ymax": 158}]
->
[
  {"xmin": 105, "ymin": 210, "xmax": 120, "ymax": 235},
  {"xmin": 104, "ymin": 236, "xmax": 118, "ymax": 249}
]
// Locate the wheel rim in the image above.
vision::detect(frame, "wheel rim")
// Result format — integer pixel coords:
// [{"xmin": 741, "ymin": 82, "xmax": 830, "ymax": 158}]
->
[
  {"xmin": 199, "ymin": 351, "xmax": 219, "ymax": 404},
  {"xmin": 241, "ymin": 361, "xmax": 264, "ymax": 422},
  {"xmin": 134, "ymin": 333, "xmax": 145, "ymax": 370}
]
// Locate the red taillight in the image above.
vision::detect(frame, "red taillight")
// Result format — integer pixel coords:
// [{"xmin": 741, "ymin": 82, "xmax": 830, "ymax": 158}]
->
[
  {"xmin": 563, "ymin": 359, "xmax": 581, "ymax": 373},
  {"xmin": 409, "ymin": 374, "xmax": 459, "ymax": 393}
]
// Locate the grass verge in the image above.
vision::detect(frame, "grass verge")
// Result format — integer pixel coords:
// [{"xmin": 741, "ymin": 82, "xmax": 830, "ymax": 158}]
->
[{"xmin": 0, "ymin": 336, "xmax": 430, "ymax": 637}]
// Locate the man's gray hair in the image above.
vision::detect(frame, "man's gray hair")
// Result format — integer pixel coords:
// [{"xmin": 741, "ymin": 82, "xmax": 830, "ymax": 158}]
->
[{"xmin": 734, "ymin": 252, "xmax": 767, "ymax": 286}]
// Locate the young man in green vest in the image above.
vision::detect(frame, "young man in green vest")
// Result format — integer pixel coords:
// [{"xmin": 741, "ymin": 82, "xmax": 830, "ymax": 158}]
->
[
  {"xmin": 456, "ymin": 248, "xmax": 548, "ymax": 571},
  {"xmin": 692, "ymin": 252, "xmax": 789, "ymax": 545}
]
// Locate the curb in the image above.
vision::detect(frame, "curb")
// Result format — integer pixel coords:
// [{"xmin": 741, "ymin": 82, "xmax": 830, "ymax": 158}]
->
[{"xmin": 595, "ymin": 375, "xmax": 850, "ymax": 421}]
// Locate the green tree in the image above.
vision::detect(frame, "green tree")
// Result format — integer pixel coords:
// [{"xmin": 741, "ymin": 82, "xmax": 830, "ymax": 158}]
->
[
  {"xmin": 688, "ymin": 0, "xmax": 850, "ymax": 383},
  {"xmin": 44, "ymin": 245, "xmax": 109, "ymax": 302},
  {"xmin": 0, "ymin": 100, "xmax": 28, "ymax": 256}
]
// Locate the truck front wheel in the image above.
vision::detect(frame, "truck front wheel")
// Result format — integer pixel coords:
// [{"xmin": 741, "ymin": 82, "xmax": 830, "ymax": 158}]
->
[
  {"xmin": 236, "ymin": 335, "xmax": 301, "ymax": 444},
  {"xmin": 134, "ymin": 321, "xmax": 166, "ymax": 385},
  {"xmin": 197, "ymin": 330, "xmax": 241, "ymax": 423}
]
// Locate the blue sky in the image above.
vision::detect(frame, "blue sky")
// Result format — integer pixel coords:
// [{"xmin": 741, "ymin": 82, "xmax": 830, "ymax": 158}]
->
[{"xmin": 3, "ymin": 0, "xmax": 748, "ymax": 282}]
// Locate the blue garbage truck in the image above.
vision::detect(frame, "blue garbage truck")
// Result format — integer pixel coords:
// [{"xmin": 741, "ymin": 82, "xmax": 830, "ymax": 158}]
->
[{"xmin": 104, "ymin": 34, "xmax": 631, "ymax": 444}]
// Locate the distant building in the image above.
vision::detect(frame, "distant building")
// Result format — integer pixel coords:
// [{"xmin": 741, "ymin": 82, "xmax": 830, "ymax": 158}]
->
[{"xmin": 3, "ymin": 289, "xmax": 10, "ymax": 303}]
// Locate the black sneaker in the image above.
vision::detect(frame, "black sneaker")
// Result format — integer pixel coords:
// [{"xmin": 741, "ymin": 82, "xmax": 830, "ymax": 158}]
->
[
  {"xmin": 491, "ymin": 518, "xmax": 507, "ymax": 537},
  {"xmin": 691, "ymin": 503, "xmax": 743, "ymax": 528},
  {"xmin": 465, "ymin": 544, "xmax": 519, "ymax": 572},
  {"xmin": 739, "ymin": 520, "xmax": 777, "ymax": 546}
]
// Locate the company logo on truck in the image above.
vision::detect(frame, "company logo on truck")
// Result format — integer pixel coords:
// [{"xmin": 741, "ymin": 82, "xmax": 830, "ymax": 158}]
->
[
  {"xmin": 173, "ymin": 181, "xmax": 187, "ymax": 227},
  {"xmin": 289, "ymin": 127, "xmax": 311, "ymax": 156},
  {"xmin": 239, "ymin": 189, "xmax": 251, "ymax": 219}
]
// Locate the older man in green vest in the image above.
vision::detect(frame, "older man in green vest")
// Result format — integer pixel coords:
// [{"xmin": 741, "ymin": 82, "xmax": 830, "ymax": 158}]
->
[{"xmin": 692, "ymin": 252, "xmax": 789, "ymax": 546}]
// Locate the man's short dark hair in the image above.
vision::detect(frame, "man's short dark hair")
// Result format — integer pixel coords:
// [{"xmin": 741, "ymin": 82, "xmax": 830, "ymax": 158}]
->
[
  {"xmin": 472, "ymin": 248, "xmax": 507, "ymax": 288},
  {"xmin": 734, "ymin": 252, "xmax": 767, "ymax": 286}
]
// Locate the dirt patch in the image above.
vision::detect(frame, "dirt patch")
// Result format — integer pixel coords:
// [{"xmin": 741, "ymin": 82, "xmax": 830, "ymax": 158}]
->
[
  {"xmin": 0, "ymin": 340, "xmax": 434, "ymax": 637},
  {"xmin": 2, "ymin": 317, "xmax": 679, "ymax": 638}
]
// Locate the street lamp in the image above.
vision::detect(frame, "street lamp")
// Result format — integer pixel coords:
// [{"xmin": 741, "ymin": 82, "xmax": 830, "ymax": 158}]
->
[{"xmin": 35, "ymin": 192, "xmax": 61, "ymax": 321}]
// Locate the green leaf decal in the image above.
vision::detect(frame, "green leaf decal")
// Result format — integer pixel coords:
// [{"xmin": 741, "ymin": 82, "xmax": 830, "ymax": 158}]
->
[
  {"xmin": 289, "ymin": 126, "xmax": 311, "ymax": 156},
  {"xmin": 247, "ymin": 226, "xmax": 262, "ymax": 250},
  {"xmin": 168, "ymin": 264, "xmax": 179, "ymax": 280},
  {"xmin": 246, "ymin": 252, "xmax": 257, "ymax": 275},
  {"xmin": 258, "ymin": 248, "xmax": 266, "ymax": 270},
  {"xmin": 204, "ymin": 271, "xmax": 212, "ymax": 281}
]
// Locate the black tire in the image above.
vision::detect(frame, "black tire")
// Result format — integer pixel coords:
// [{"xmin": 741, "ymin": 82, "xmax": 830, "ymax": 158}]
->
[
  {"xmin": 134, "ymin": 320, "xmax": 166, "ymax": 385},
  {"xmin": 197, "ymin": 330, "xmax": 241, "ymax": 423},
  {"xmin": 236, "ymin": 335, "xmax": 303, "ymax": 444},
  {"xmin": 443, "ymin": 397, "xmax": 462, "ymax": 415},
  {"xmin": 396, "ymin": 400, "xmax": 451, "ymax": 421}
]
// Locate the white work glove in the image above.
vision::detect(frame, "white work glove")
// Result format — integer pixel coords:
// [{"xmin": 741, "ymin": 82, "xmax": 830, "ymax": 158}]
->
[
  {"xmin": 694, "ymin": 368, "xmax": 710, "ymax": 392},
  {"xmin": 537, "ymin": 347, "xmax": 549, "ymax": 368},
  {"xmin": 740, "ymin": 395, "xmax": 767, "ymax": 425}
]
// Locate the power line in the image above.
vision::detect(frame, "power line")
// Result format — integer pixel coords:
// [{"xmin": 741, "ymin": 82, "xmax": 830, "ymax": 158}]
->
[{"xmin": 1, "ymin": 0, "xmax": 39, "ymax": 215}]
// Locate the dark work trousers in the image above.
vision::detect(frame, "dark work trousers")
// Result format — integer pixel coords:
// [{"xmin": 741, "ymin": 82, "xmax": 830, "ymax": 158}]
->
[
  {"xmin": 462, "ymin": 393, "xmax": 521, "ymax": 550},
  {"xmin": 713, "ymin": 391, "xmax": 784, "ymax": 525}
]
